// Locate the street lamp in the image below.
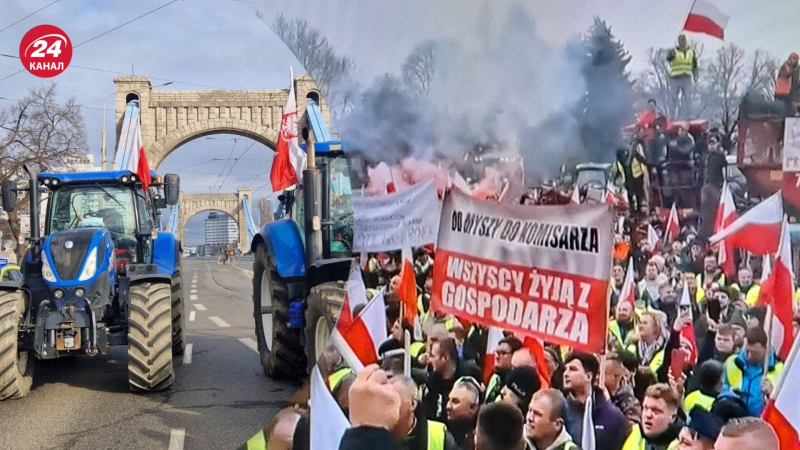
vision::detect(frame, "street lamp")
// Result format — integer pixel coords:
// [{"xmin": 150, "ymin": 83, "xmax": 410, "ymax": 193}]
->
[{"xmin": 101, "ymin": 81, "xmax": 173, "ymax": 171}]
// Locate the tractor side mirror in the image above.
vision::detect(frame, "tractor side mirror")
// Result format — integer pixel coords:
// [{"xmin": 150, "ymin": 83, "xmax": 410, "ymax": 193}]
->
[
  {"xmin": 164, "ymin": 174, "xmax": 180, "ymax": 205},
  {"xmin": 2, "ymin": 181, "xmax": 17, "ymax": 212}
]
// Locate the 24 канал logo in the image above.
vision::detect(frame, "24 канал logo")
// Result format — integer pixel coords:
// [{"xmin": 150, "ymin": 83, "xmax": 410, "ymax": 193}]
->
[{"xmin": 19, "ymin": 25, "xmax": 72, "ymax": 78}]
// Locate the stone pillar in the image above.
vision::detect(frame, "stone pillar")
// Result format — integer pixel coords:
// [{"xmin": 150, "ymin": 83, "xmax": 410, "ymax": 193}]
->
[{"xmin": 236, "ymin": 188, "xmax": 252, "ymax": 251}]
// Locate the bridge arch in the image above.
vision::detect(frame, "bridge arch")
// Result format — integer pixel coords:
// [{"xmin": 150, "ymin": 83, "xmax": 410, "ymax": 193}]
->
[{"xmin": 178, "ymin": 188, "xmax": 252, "ymax": 251}]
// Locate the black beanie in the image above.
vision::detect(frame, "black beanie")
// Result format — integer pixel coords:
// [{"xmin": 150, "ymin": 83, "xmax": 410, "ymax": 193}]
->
[{"xmin": 505, "ymin": 366, "xmax": 540, "ymax": 407}]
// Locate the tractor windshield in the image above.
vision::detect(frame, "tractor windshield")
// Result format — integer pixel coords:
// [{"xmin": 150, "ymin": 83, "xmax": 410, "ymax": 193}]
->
[{"xmin": 48, "ymin": 185, "xmax": 139, "ymax": 254}]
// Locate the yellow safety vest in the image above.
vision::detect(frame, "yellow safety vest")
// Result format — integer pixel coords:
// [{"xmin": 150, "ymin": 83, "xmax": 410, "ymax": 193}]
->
[
  {"xmin": 486, "ymin": 373, "xmax": 502, "ymax": 403},
  {"xmin": 614, "ymin": 161, "xmax": 626, "ymax": 184},
  {"xmin": 427, "ymin": 420, "xmax": 447, "ymax": 450},
  {"xmin": 627, "ymin": 343, "xmax": 665, "ymax": 374},
  {"xmin": 328, "ymin": 367, "xmax": 353, "ymax": 393},
  {"xmin": 622, "ymin": 425, "xmax": 647, "ymax": 450},
  {"xmin": 245, "ymin": 428, "xmax": 267, "ymax": 450},
  {"xmin": 670, "ymin": 48, "xmax": 695, "ymax": 77},
  {"xmin": 410, "ymin": 341, "xmax": 425, "ymax": 358},
  {"xmin": 730, "ymin": 283, "xmax": 761, "ymax": 307},
  {"xmin": 366, "ymin": 288, "xmax": 381, "ymax": 301},
  {"xmin": 631, "ymin": 157, "xmax": 644, "ymax": 179},
  {"xmin": 724, "ymin": 355, "xmax": 783, "ymax": 392},
  {"xmin": 684, "ymin": 390, "xmax": 715, "ymax": 414},
  {"xmin": 696, "ymin": 273, "xmax": 725, "ymax": 291},
  {"xmin": 609, "ymin": 320, "xmax": 636, "ymax": 349}
]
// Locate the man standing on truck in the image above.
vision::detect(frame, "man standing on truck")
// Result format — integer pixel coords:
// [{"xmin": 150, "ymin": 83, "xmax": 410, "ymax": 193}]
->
[
  {"xmin": 776, "ymin": 52, "xmax": 800, "ymax": 116},
  {"xmin": 667, "ymin": 34, "xmax": 698, "ymax": 119}
]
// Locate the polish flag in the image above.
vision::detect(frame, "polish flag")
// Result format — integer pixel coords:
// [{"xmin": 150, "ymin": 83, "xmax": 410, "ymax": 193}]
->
[
  {"xmin": 757, "ymin": 218, "xmax": 794, "ymax": 360},
  {"xmin": 762, "ymin": 326, "xmax": 800, "ymax": 449},
  {"xmin": 270, "ymin": 67, "xmax": 307, "ymax": 192},
  {"xmin": 310, "ymin": 364, "xmax": 351, "ymax": 450},
  {"xmin": 449, "ymin": 170, "xmax": 472, "ymax": 195},
  {"xmin": 118, "ymin": 108, "xmax": 152, "ymax": 191},
  {"xmin": 679, "ymin": 282, "xmax": 698, "ymax": 365},
  {"xmin": 399, "ymin": 247, "xmax": 418, "ymax": 326},
  {"xmin": 522, "ymin": 336, "xmax": 551, "ymax": 389},
  {"xmin": 666, "ymin": 203, "xmax": 680, "ymax": 243},
  {"xmin": 330, "ymin": 261, "xmax": 387, "ymax": 369},
  {"xmin": 683, "ymin": 0, "xmax": 730, "ymax": 40},
  {"xmin": 619, "ymin": 258, "xmax": 636, "ymax": 308},
  {"xmin": 571, "ymin": 186, "xmax": 581, "ymax": 204},
  {"xmin": 709, "ymin": 191, "xmax": 783, "ymax": 256},
  {"xmin": 483, "ymin": 326, "xmax": 506, "ymax": 385},
  {"xmin": 715, "ymin": 182, "xmax": 738, "ymax": 276},
  {"xmin": 647, "ymin": 223, "xmax": 661, "ymax": 253},
  {"xmin": 368, "ymin": 162, "xmax": 397, "ymax": 195}
]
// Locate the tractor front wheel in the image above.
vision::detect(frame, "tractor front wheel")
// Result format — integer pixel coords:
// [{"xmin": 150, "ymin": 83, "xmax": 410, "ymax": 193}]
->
[
  {"xmin": 171, "ymin": 267, "xmax": 186, "ymax": 356},
  {"xmin": 0, "ymin": 290, "xmax": 33, "ymax": 400},
  {"xmin": 128, "ymin": 282, "xmax": 175, "ymax": 392},
  {"xmin": 303, "ymin": 281, "xmax": 345, "ymax": 374}
]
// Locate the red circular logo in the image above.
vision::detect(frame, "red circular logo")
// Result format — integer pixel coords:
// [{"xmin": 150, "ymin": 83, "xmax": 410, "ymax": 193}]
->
[{"xmin": 19, "ymin": 25, "xmax": 72, "ymax": 78}]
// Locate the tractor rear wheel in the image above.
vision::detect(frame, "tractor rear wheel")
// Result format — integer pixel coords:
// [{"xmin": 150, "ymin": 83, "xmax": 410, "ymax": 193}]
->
[
  {"xmin": 171, "ymin": 267, "xmax": 186, "ymax": 356},
  {"xmin": 128, "ymin": 282, "xmax": 174, "ymax": 392},
  {"xmin": 0, "ymin": 290, "xmax": 33, "ymax": 400},
  {"xmin": 303, "ymin": 281, "xmax": 345, "ymax": 374},
  {"xmin": 253, "ymin": 243, "xmax": 306, "ymax": 379}
]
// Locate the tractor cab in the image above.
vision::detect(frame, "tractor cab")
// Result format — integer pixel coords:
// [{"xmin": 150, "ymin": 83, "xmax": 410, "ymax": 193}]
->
[{"xmin": 575, "ymin": 163, "xmax": 611, "ymax": 204}]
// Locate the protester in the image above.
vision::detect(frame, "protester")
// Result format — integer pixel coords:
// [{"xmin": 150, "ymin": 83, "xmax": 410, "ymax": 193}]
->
[
  {"xmin": 446, "ymin": 378, "xmax": 482, "ymax": 450},
  {"xmin": 487, "ymin": 336, "xmax": 524, "ymax": 403},
  {"xmin": 604, "ymin": 352, "xmax": 642, "ymax": 425},
  {"xmin": 543, "ymin": 347, "xmax": 565, "ymax": 392},
  {"xmin": 720, "ymin": 327, "xmax": 783, "ymax": 417},
  {"xmin": 731, "ymin": 268, "xmax": 760, "ymax": 306},
  {"xmin": 475, "ymin": 403, "xmax": 527, "ymax": 450},
  {"xmin": 672, "ymin": 408, "xmax": 722, "ymax": 450},
  {"xmin": 499, "ymin": 366, "xmax": 541, "ymax": 417},
  {"xmin": 622, "ymin": 383, "xmax": 683, "ymax": 450},
  {"xmin": 684, "ymin": 360, "xmax": 723, "ymax": 413},
  {"xmin": 667, "ymin": 34, "xmax": 698, "ymax": 118},
  {"xmin": 421, "ymin": 338, "xmax": 482, "ymax": 422},
  {"xmin": 241, "ymin": 406, "xmax": 309, "ymax": 450},
  {"xmin": 776, "ymin": 52, "xmax": 800, "ymax": 115},
  {"xmin": 339, "ymin": 365, "xmax": 402, "ymax": 450},
  {"xmin": 609, "ymin": 301, "xmax": 637, "ymax": 352},
  {"xmin": 713, "ymin": 417, "xmax": 779, "ymax": 450},
  {"xmin": 562, "ymin": 352, "xmax": 629, "ymax": 450},
  {"xmin": 524, "ymin": 389, "xmax": 579, "ymax": 450},
  {"xmin": 392, "ymin": 374, "xmax": 460, "ymax": 450}
]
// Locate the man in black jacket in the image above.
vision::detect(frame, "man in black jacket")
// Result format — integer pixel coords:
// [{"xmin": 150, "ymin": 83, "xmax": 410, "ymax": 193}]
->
[
  {"xmin": 421, "ymin": 338, "xmax": 482, "ymax": 422},
  {"xmin": 391, "ymin": 375, "xmax": 460, "ymax": 450}
]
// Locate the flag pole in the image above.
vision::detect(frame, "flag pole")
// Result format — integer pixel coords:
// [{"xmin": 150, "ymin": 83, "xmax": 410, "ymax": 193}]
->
[
  {"xmin": 763, "ymin": 304, "xmax": 773, "ymax": 377},
  {"xmin": 678, "ymin": 0, "xmax": 698, "ymax": 36},
  {"xmin": 768, "ymin": 328, "xmax": 800, "ymax": 403}
]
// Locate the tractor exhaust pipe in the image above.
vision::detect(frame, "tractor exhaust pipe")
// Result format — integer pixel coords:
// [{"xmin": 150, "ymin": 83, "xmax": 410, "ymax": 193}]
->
[
  {"xmin": 23, "ymin": 164, "xmax": 42, "ymax": 260},
  {"xmin": 302, "ymin": 127, "xmax": 323, "ymax": 268}
]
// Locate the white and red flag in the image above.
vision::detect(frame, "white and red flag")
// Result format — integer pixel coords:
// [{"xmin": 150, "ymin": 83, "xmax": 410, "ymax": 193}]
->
[
  {"xmin": 310, "ymin": 364, "xmax": 350, "ymax": 450},
  {"xmin": 714, "ymin": 182, "xmax": 738, "ymax": 276},
  {"xmin": 710, "ymin": 191, "xmax": 783, "ymax": 256},
  {"xmin": 270, "ymin": 67, "xmax": 307, "ymax": 192},
  {"xmin": 757, "ymin": 218, "xmax": 795, "ymax": 360},
  {"xmin": 683, "ymin": 0, "xmax": 730, "ymax": 40},
  {"xmin": 762, "ymin": 322, "xmax": 800, "ymax": 448},
  {"xmin": 647, "ymin": 223, "xmax": 662, "ymax": 252},
  {"xmin": 666, "ymin": 203, "xmax": 680, "ymax": 243},
  {"xmin": 399, "ymin": 247, "xmax": 418, "ymax": 326},
  {"xmin": 482, "ymin": 326, "xmax": 505, "ymax": 385},
  {"xmin": 679, "ymin": 282, "xmax": 698, "ymax": 365},
  {"xmin": 330, "ymin": 260, "xmax": 387, "ymax": 370},
  {"xmin": 604, "ymin": 183, "xmax": 617, "ymax": 205},
  {"xmin": 115, "ymin": 100, "xmax": 152, "ymax": 191},
  {"xmin": 571, "ymin": 186, "xmax": 581, "ymax": 205},
  {"xmin": 619, "ymin": 258, "xmax": 636, "ymax": 308}
]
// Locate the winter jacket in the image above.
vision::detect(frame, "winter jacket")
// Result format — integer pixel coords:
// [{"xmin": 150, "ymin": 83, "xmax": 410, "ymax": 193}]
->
[
  {"xmin": 420, "ymin": 360, "xmax": 483, "ymax": 422},
  {"xmin": 527, "ymin": 427, "xmax": 581, "ymax": 450},
  {"xmin": 721, "ymin": 349, "xmax": 784, "ymax": 416},
  {"xmin": 564, "ymin": 388, "xmax": 630, "ymax": 450}
]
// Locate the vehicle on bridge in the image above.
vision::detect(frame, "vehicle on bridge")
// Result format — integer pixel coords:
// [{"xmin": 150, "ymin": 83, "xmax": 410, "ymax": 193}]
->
[
  {"xmin": 0, "ymin": 165, "xmax": 183, "ymax": 399},
  {"xmin": 251, "ymin": 100, "xmax": 360, "ymax": 378}
]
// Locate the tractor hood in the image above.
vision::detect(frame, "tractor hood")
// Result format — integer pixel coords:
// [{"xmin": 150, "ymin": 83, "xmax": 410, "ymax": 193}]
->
[{"xmin": 42, "ymin": 228, "xmax": 113, "ymax": 285}]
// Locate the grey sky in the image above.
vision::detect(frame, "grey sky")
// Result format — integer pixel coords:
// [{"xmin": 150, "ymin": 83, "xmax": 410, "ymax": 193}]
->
[{"xmin": 1, "ymin": 0, "xmax": 798, "ymax": 240}]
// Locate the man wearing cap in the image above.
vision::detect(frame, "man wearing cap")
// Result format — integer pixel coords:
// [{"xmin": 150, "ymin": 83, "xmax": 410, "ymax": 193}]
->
[
  {"xmin": 446, "ymin": 378, "xmax": 482, "ymax": 450},
  {"xmin": 499, "ymin": 366, "xmax": 541, "ymax": 417},
  {"xmin": 670, "ymin": 408, "xmax": 722, "ymax": 450},
  {"xmin": 486, "ymin": 336, "xmax": 523, "ymax": 404}
]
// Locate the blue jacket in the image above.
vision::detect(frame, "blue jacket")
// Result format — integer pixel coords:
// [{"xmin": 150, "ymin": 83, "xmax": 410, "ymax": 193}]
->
[{"xmin": 721, "ymin": 348, "xmax": 783, "ymax": 417}]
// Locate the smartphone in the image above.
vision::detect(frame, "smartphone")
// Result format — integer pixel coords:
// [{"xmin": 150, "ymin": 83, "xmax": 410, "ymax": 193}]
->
[
  {"xmin": 707, "ymin": 299, "xmax": 721, "ymax": 322},
  {"xmin": 670, "ymin": 349, "xmax": 687, "ymax": 380}
]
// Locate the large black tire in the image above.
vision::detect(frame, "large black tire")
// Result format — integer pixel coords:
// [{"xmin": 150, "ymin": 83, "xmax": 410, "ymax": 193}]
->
[
  {"xmin": 171, "ymin": 267, "xmax": 186, "ymax": 356},
  {"xmin": 0, "ymin": 290, "xmax": 33, "ymax": 400},
  {"xmin": 253, "ymin": 243, "xmax": 306, "ymax": 380},
  {"xmin": 304, "ymin": 281, "xmax": 345, "ymax": 374},
  {"xmin": 128, "ymin": 282, "xmax": 174, "ymax": 392}
]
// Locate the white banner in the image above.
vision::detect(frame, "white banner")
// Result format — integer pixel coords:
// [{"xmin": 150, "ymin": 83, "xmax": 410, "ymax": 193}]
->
[
  {"xmin": 353, "ymin": 179, "xmax": 441, "ymax": 252},
  {"xmin": 783, "ymin": 117, "xmax": 800, "ymax": 172}
]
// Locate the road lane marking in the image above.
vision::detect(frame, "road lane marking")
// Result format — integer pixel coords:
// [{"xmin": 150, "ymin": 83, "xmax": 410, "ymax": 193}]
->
[
  {"xmin": 169, "ymin": 428, "xmax": 186, "ymax": 450},
  {"xmin": 238, "ymin": 337, "xmax": 259, "ymax": 353},
  {"xmin": 190, "ymin": 289, "xmax": 197, "ymax": 294},
  {"xmin": 189, "ymin": 311, "xmax": 196, "ymax": 322},
  {"xmin": 182, "ymin": 344, "xmax": 193, "ymax": 364},
  {"xmin": 193, "ymin": 303, "xmax": 207, "ymax": 311},
  {"xmin": 244, "ymin": 270, "xmax": 253, "ymax": 277},
  {"xmin": 208, "ymin": 316, "xmax": 231, "ymax": 328},
  {"xmin": 189, "ymin": 294, "xmax": 198, "ymax": 300}
]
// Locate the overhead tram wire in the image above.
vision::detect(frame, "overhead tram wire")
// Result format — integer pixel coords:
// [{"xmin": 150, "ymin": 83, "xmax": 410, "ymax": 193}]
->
[
  {"xmin": 0, "ymin": 0, "xmax": 62, "ymax": 34},
  {"xmin": 212, "ymin": 137, "xmax": 241, "ymax": 192},
  {"xmin": 217, "ymin": 139, "xmax": 258, "ymax": 192}
]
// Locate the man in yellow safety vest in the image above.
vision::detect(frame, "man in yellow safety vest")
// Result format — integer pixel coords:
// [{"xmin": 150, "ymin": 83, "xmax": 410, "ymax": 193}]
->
[{"xmin": 667, "ymin": 34, "xmax": 698, "ymax": 118}]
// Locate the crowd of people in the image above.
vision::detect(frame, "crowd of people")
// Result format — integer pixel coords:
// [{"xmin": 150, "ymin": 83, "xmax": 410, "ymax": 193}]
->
[{"xmin": 250, "ymin": 210, "xmax": 796, "ymax": 450}]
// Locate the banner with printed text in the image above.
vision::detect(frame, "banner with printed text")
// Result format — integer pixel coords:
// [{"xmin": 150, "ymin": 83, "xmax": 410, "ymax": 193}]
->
[
  {"xmin": 353, "ymin": 179, "xmax": 441, "ymax": 252},
  {"xmin": 430, "ymin": 190, "xmax": 613, "ymax": 354}
]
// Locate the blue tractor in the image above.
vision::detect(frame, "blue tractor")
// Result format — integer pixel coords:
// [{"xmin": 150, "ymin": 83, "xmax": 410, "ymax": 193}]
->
[
  {"xmin": 251, "ymin": 120, "xmax": 365, "ymax": 378},
  {"xmin": 0, "ymin": 165, "xmax": 184, "ymax": 399}
]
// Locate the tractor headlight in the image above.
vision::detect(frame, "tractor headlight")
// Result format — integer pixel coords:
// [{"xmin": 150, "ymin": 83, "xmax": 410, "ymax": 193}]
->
[
  {"xmin": 121, "ymin": 176, "xmax": 128, "ymax": 183},
  {"xmin": 52, "ymin": 289, "xmax": 64, "ymax": 300},
  {"xmin": 51, "ymin": 179, "xmax": 58, "ymax": 186},
  {"xmin": 41, "ymin": 252, "xmax": 56, "ymax": 282},
  {"xmin": 78, "ymin": 248, "xmax": 97, "ymax": 281},
  {"xmin": 74, "ymin": 288, "xmax": 85, "ymax": 298}
]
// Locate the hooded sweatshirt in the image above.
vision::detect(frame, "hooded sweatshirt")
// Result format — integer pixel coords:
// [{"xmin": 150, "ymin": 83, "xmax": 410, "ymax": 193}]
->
[{"xmin": 526, "ymin": 426, "xmax": 577, "ymax": 450}]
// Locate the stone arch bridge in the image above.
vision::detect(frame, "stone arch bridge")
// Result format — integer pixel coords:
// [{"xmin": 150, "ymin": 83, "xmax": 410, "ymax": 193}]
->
[{"xmin": 112, "ymin": 74, "xmax": 330, "ymax": 247}]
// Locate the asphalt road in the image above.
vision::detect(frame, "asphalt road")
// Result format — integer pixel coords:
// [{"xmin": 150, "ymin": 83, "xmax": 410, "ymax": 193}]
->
[{"xmin": 0, "ymin": 256, "xmax": 298, "ymax": 450}]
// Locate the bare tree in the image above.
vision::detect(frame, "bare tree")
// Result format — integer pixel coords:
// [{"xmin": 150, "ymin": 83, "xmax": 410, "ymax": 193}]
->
[
  {"xmin": 0, "ymin": 84, "xmax": 88, "ymax": 251},
  {"xmin": 635, "ymin": 44, "xmax": 706, "ymax": 117},
  {"xmin": 402, "ymin": 41, "xmax": 436, "ymax": 96},
  {"xmin": 255, "ymin": 196, "xmax": 273, "ymax": 227}
]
